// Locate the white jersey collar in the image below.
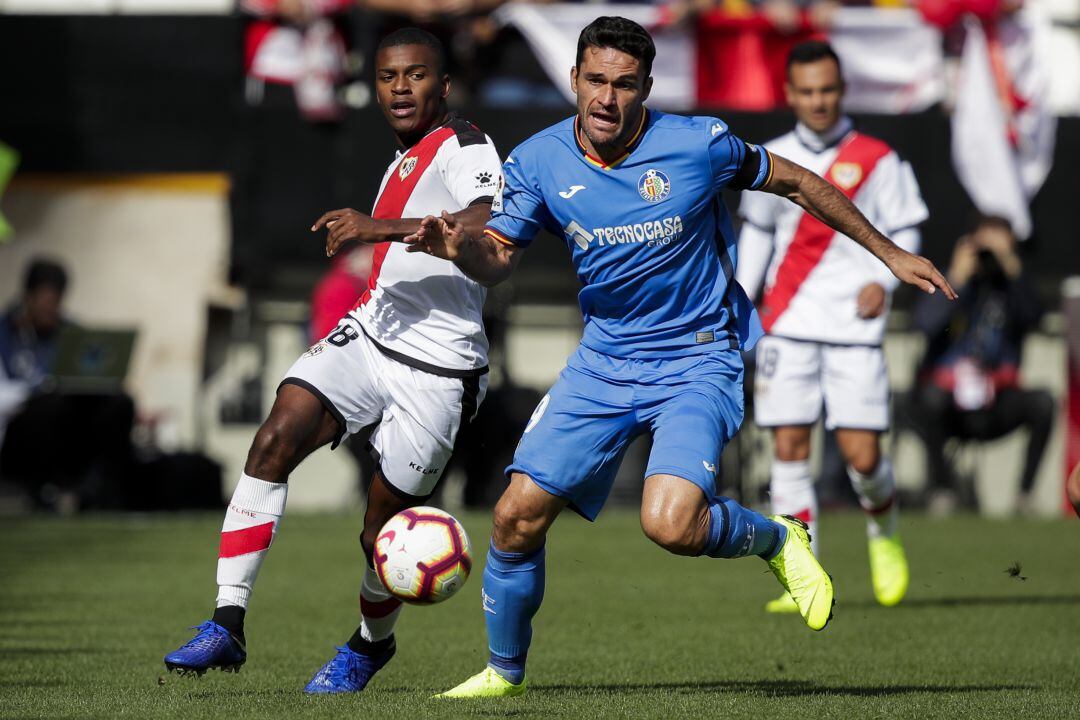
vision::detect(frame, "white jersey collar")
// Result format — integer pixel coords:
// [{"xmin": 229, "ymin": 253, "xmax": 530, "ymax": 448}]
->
[
  {"xmin": 794, "ymin": 116, "xmax": 853, "ymax": 153},
  {"xmin": 395, "ymin": 112, "xmax": 456, "ymax": 159}
]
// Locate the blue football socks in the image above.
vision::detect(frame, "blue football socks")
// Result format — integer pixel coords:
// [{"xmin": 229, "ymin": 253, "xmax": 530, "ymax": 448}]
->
[
  {"xmin": 703, "ymin": 497, "xmax": 786, "ymax": 559},
  {"xmin": 483, "ymin": 542, "xmax": 545, "ymax": 685}
]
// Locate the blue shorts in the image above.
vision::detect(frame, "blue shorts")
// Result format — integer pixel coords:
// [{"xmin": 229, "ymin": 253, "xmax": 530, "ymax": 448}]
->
[{"xmin": 507, "ymin": 345, "xmax": 745, "ymax": 521}]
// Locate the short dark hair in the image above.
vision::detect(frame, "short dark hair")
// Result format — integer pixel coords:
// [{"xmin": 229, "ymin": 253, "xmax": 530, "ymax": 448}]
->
[
  {"xmin": 786, "ymin": 40, "xmax": 843, "ymax": 79},
  {"xmin": 377, "ymin": 27, "xmax": 447, "ymax": 75},
  {"xmin": 23, "ymin": 257, "xmax": 68, "ymax": 295},
  {"xmin": 576, "ymin": 16, "xmax": 656, "ymax": 79}
]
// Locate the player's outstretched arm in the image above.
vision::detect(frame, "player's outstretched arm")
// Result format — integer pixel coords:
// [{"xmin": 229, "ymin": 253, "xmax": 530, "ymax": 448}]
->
[
  {"xmin": 403, "ymin": 211, "xmax": 523, "ymax": 287},
  {"xmin": 760, "ymin": 154, "xmax": 957, "ymax": 299},
  {"xmin": 311, "ymin": 204, "xmax": 493, "ymax": 258}
]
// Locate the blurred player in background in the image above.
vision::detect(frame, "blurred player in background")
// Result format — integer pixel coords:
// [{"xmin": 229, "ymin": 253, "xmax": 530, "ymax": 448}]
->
[
  {"xmin": 737, "ymin": 41, "xmax": 927, "ymax": 611},
  {"xmin": 405, "ymin": 18, "xmax": 953, "ymax": 697},
  {"xmin": 163, "ymin": 28, "xmax": 503, "ymax": 694}
]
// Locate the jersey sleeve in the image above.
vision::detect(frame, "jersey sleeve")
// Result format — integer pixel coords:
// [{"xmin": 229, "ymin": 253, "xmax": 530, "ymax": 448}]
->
[
  {"xmin": 484, "ymin": 150, "xmax": 551, "ymax": 249},
  {"xmin": 437, "ymin": 135, "xmax": 504, "ymax": 209},
  {"xmin": 871, "ymin": 153, "xmax": 929, "ymax": 234},
  {"xmin": 737, "ymin": 182, "xmax": 780, "ymax": 233},
  {"xmin": 735, "ymin": 220, "xmax": 775, "ymax": 301},
  {"xmin": 706, "ymin": 117, "xmax": 772, "ymax": 191}
]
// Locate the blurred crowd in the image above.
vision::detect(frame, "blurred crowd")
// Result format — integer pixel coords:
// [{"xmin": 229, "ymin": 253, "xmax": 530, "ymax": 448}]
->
[{"xmin": 240, "ymin": 0, "xmax": 1077, "ymax": 118}]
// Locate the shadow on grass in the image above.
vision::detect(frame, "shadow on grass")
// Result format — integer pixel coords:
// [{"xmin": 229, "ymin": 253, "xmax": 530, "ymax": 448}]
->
[
  {"xmin": 844, "ymin": 594, "xmax": 1080, "ymax": 609},
  {"xmin": 531, "ymin": 679, "xmax": 1038, "ymax": 698}
]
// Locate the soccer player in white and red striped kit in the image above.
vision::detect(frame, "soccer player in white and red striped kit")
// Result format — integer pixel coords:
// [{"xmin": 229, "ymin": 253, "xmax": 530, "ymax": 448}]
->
[
  {"xmin": 737, "ymin": 41, "xmax": 928, "ymax": 610},
  {"xmin": 163, "ymin": 28, "xmax": 504, "ymax": 693}
]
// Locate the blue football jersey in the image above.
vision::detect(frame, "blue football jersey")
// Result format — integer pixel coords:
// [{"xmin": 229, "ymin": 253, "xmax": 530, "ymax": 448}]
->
[{"xmin": 485, "ymin": 109, "xmax": 771, "ymax": 358}]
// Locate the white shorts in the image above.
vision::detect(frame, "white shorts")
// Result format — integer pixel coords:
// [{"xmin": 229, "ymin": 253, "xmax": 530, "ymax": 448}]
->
[
  {"xmin": 752, "ymin": 335, "xmax": 889, "ymax": 431},
  {"xmin": 281, "ymin": 315, "xmax": 487, "ymax": 499}
]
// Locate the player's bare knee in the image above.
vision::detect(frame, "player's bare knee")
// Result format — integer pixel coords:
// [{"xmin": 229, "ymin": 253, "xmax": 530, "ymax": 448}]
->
[
  {"xmin": 774, "ymin": 429, "xmax": 811, "ymax": 462},
  {"xmin": 847, "ymin": 450, "xmax": 880, "ymax": 477},
  {"xmin": 640, "ymin": 505, "xmax": 704, "ymax": 556},
  {"xmin": 492, "ymin": 501, "xmax": 545, "ymax": 554},
  {"xmin": 359, "ymin": 524, "xmax": 379, "ymax": 559},
  {"xmin": 643, "ymin": 522, "xmax": 700, "ymax": 556}
]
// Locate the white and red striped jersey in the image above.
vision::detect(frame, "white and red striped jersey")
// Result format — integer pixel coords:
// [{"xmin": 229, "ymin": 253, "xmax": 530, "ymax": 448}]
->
[
  {"xmin": 350, "ymin": 115, "xmax": 502, "ymax": 376},
  {"xmin": 737, "ymin": 118, "xmax": 928, "ymax": 346}
]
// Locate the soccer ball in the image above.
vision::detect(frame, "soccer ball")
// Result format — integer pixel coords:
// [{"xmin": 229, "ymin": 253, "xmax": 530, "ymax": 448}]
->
[{"xmin": 373, "ymin": 506, "xmax": 472, "ymax": 605}]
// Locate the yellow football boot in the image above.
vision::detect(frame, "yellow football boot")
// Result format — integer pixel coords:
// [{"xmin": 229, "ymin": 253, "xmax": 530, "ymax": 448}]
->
[
  {"xmin": 436, "ymin": 667, "xmax": 526, "ymax": 699},
  {"xmin": 767, "ymin": 515, "xmax": 835, "ymax": 631},
  {"xmin": 869, "ymin": 534, "xmax": 909, "ymax": 607}
]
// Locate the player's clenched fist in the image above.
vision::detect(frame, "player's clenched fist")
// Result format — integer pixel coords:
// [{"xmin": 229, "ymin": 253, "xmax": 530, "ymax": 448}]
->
[
  {"xmin": 404, "ymin": 211, "xmax": 465, "ymax": 261},
  {"xmin": 311, "ymin": 208, "xmax": 378, "ymax": 257}
]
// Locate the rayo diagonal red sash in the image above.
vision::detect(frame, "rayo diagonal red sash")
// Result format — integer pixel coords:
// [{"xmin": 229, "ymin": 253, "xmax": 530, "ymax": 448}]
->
[
  {"xmin": 759, "ymin": 132, "xmax": 891, "ymax": 333},
  {"xmin": 358, "ymin": 126, "xmax": 456, "ymax": 307}
]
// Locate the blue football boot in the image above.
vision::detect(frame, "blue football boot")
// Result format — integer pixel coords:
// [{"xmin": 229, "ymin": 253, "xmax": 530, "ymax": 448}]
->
[
  {"xmin": 303, "ymin": 640, "xmax": 396, "ymax": 694},
  {"xmin": 164, "ymin": 621, "xmax": 247, "ymax": 676}
]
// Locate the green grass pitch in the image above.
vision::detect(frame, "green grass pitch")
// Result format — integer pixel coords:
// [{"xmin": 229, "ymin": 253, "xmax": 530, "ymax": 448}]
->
[{"xmin": 2, "ymin": 509, "xmax": 1079, "ymax": 719}]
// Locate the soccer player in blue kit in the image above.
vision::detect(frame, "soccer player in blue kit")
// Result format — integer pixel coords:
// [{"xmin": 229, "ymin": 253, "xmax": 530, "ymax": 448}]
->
[{"xmin": 405, "ymin": 16, "xmax": 956, "ymax": 698}]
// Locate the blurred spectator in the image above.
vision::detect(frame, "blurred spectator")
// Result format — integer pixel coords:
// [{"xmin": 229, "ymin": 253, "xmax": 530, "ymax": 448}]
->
[
  {"xmin": 243, "ymin": 0, "xmax": 351, "ymax": 121},
  {"xmin": 910, "ymin": 215, "xmax": 1053, "ymax": 513},
  {"xmin": 365, "ymin": 0, "xmax": 546, "ymax": 103},
  {"xmin": 0, "ymin": 258, "xmax": 135, "ymax": 511}
]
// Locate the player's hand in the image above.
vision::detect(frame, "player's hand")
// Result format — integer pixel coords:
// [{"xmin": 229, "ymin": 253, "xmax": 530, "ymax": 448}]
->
[
  {"xmin": 311, "ymin": 208, "xmax": 377, "ymax": 257},
  {"xmin": 886, "ymin": 248, "xmax": 957, "ymax": 299},
  {"xmin": 403, "ymin": 211, "xmax": 465, "ymax": 260},
  {"xmin": 856, "ymin": 282, "xmax": 887, "ymax": 319}
]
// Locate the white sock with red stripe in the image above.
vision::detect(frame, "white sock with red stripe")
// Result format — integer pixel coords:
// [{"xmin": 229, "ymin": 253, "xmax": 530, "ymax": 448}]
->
[
  {"xmin": 216, "ymin": 474, "xmax": 288, "ymax": 609},
  {"xmin": 848, "ymin": 459, "xmax": 898, "ymax": 539},
  {"xmin": 358, "ymin": 564, "xmax": 402, "ymax": 643},
  {"xmin": 770, "ymin": 459, "xmax": 819, "ymax": 556}
]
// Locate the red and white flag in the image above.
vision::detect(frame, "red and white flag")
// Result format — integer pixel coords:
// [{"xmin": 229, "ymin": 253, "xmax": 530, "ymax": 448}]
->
[{"xmin": 951, "ymin": 13, "xmax": 1056, "ymax": 239}]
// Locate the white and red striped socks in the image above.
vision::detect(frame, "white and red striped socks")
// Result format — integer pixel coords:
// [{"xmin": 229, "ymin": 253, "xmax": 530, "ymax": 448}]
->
[
  {"xmin": 770, "ymin": 459, "xmax": 819, "ymax": 556},
  {"xmin": 216, "ymin": 474, "xmax": 288, "ymax": 610},
  {"xmin": 357, "ymin": 564, "xmax": 402, "ymax": 643},
  {"xmin": 848, "ymin": 458, "xmax": 898, "ymax": 539}
]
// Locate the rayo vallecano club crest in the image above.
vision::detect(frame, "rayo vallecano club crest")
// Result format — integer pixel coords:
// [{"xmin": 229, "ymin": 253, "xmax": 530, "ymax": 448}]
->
[
  {"xmin": 398, "ymin": 155, "xmax": 418, "ymax": 180},
  {"xmin": 638, "ymin": 169, "xmax": 671, "ymax": 203},
  {"xmin": 830, "ymin": 162, "xmax": 862, "ymax": 190}
]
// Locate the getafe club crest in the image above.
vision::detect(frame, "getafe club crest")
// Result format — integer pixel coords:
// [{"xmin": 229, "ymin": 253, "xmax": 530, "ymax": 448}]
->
[
  {"xmin": 638, "ymin": 169, "xmax": 671, "ymax": 203},
  {"xmin": 830, "ymin": 162, "xmax": 862, "ymax": 190},
  {"xmin": 398, "ymin": 155, "xmax": 418, "ymax": 180}
]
